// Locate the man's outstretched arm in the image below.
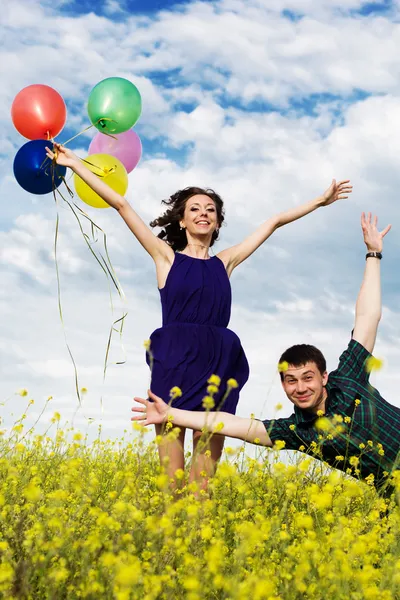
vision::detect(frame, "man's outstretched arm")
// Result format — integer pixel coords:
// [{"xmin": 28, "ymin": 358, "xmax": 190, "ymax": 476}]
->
[
  {"xmin": 132, "ymin": 390, "xmax": 272, "ymax": 446},
  {"xmin": 352, "ymin": 212, "xmax": 391, "ymax": 354}
]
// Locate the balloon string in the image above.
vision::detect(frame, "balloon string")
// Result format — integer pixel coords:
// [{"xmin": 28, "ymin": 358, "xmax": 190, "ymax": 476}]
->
[
  {"xmin": 80, "ymin": 158, "xmax": 117, "ymax": 178},
  {"xmin": 37, "ymin": 119, "xmax": 118, "ymax": 173},
  {"xmin": 39, "ymin": 118, "xmax": 118, "ymax": 175},
  {"xmin": 51, "ymin": 162, "xmax": 128, "ymax": 409},
  {"xmin": 60, "ymin": 118, "xmax": 118, "ymax": 147},
  {"xmin": 51, "ymin": 164, "xmax": 82, "ymax": 404}
]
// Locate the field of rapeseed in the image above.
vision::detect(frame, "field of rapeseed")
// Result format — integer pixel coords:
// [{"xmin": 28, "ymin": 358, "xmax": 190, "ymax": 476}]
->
[{"xmin": 0, "ymin": 395, "xmax": 400, "ymax": 600}]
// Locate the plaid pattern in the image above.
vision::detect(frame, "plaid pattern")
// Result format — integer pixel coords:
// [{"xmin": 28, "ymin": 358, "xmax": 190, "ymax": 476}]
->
[{"xmin": 263, "ymin": 339, "xmax": 400, "ymax": 489}]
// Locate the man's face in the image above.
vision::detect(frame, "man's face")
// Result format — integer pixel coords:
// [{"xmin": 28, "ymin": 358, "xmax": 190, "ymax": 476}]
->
[{"xmin": 281, "ymin": 362, "xmax": 328, "ymax": 413}]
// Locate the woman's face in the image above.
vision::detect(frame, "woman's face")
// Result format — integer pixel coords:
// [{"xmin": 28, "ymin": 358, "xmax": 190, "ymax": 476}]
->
[{"xmin": 180, "ymin": 194, "xmax": 219, "ymax": 237}]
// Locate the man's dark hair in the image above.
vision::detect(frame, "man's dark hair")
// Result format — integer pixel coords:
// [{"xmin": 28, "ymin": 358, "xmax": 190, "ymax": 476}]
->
[{"xmin": 278, "ymin": 344, "xmax": 327, "ymax": 380}]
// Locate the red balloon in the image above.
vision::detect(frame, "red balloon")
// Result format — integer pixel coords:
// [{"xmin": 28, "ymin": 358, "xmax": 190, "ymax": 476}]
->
[{"xmin": 11, "ymin": 84, "xmax": 67, "ymax": 140}]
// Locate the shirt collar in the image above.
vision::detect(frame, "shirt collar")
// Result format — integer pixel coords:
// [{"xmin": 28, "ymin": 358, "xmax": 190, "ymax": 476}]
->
[{"xmin": 293, "ymin": 382, "xmax": 342, "ymax": 425}]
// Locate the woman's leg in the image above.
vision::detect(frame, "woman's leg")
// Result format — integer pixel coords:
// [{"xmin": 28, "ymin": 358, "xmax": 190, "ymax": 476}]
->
[
  {"xmin": 189, "ymin": 430, "xmax": 225, "ymax": 490},
  {"xmin": 155, "ymin": 424, "xmax": 186, "ymax": 487}
]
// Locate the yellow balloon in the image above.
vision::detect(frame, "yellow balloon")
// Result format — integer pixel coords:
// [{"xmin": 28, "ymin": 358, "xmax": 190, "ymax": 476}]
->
[{"xmin": 74, "ymin": 153, "xmax": 128, "ymax": 208}]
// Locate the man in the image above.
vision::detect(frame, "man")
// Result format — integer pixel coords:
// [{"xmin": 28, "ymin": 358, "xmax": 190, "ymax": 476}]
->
[{"xmin": 132, "ymin": 213, "xmax": 399, "ymax": 493}]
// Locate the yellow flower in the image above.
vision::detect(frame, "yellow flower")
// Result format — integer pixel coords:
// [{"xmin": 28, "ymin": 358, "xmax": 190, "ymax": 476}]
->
[
  {"xmin": 202, "ymin": 396, "xmax": 215, "ymax": 410},
  {"xmin": 143, "ymin": 339, "xmax": 151, "ymax": 351},
  {"xmin": 80, "ymin": 387, "xmax": 88, "ymax": 394},
  {"xmin": 115, "ymin": 564, "xmax": 141, "ymax": 586},
  {"xmin": 311, "ymin": 491, "xmax": 332, "ymax": 509},
  {"xmin": 315, "ymin": 417, "xmax": 331, "ymax": 432},
  {"xmin": 316, "ymin": 409, "xmax": 324, "ymax": 417},
  {"xmin": 336, "ymin": 455, "xmax": 344, "ymax": 461},
  {"xmin": 295, "ymin": 514, "xmax": 314, "ymax": 530},
  {"xmin": 51, "ymin": 412, "xmax": 61, "ymax": 423},
  {"xmin": 289, "ymin": 424, "xmax": 296, "ymax": 431},
  {"xmin": 156, "ymin": 474, "xmax": 169, "ymax": 489},
  {"xmin": 344, "ymin": 416, "xmax": 351, "ymax": 423},
  {"xmin": 207, "ymin": 384, "xmax": 219, "ymax": 395},
  {"xmin": 208, "ymin": 374, "xmax": 221, "ymax": 386},
  {"xmin": 201, "ymin": 525, "xmax": 213, "ymax": 540},
  {"xmin": 355, "ymin": 398, "xmax": 361, "ymax": 405},
  {"xmin": 274, "ymin": 439, "xmax": 286, "ymax": 450},
  {"xmin": 24, "ymin": 483, "xmax": 41, "ymax": 503},
  {"xmin": 18, "ymin": 388, "xmax": 28, "ymax": 397},
  {"xmin": 170, "ymin": 386, "xmax": 182, "ymax": 399},
  {"xmin": 365, "ymin": 356, "xmax": 383, "ymax": 373},
  {"xmin": 227, "ymin": 378, "xmax": 238, "ymax": 388},
  {"xmin": 183, "ymin": 577, "xmax": 200, "ymax": 591},
  {"xmin": 49, "ymin": 567, "xmax": 69, "ymax": 583},
  {"xmin": 365, "ymin": 473, "xmax": 375, "ymax": 486},
  {"xmin": 275, "ymin": 403, "xmax": 283, "ymax": 411},
  {"xmin": 174, "ymin": 468, "xmax": 185, "ymax": 480},
  {"xmin": 278, "ymin": 361, "xmax": 289, "ymax": 372}
]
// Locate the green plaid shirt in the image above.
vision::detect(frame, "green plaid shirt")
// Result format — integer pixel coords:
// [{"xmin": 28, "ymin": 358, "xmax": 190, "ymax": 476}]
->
[{"xmin": 263, "ymin": 339, "xmax": 400, "ymax": 489}]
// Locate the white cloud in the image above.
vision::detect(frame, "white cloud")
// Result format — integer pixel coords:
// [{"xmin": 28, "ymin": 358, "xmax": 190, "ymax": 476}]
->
[{"xmin": 1, "ymin": 0, "xmax": 400, "ymax": 446}]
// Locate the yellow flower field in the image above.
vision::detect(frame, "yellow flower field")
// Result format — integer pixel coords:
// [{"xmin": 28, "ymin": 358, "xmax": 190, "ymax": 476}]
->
[{"xmin": 0, "ymin": 402, "xmax": 399, "ymax": 599}]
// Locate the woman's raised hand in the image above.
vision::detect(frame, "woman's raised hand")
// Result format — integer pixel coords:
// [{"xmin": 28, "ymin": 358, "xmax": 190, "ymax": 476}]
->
[
  {"xmin": 320, "ymin": 179, "xmax": 353, "ymax": 206},
  {"xmin": 131, "ymin": 389, "xmax": 170, "ymax": 426},
  {"xmin": 45, "ymin": 143, "xmax": 79, "ymax": 169}
]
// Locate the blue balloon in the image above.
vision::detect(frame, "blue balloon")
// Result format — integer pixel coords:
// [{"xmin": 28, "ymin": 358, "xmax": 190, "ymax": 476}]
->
[{"xmin": 13, "ymin": 140, "xmax": 66, "ymax": 195}]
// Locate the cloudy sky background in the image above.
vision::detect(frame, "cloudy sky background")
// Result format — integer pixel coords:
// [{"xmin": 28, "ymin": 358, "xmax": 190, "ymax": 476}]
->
[{"xmin": 2, "ymin": 0, "xmax": 400, "ymax": 446}]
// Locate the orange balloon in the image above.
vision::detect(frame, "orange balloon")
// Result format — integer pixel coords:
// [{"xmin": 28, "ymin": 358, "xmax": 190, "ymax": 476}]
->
[{"xmin": 11, "ymin": 84, "xmax": 66, "ymax": 140}]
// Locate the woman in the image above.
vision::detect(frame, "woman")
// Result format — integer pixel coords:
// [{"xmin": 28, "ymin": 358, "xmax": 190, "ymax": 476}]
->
[{"xmin": 46, "ymin": 143, "xmax": 351, "ymax": 486}]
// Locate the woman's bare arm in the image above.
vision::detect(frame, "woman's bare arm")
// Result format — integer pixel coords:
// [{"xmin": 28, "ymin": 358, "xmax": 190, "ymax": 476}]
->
[
  {"xmin": 46, "ymin": 144, "xmax": 174, "ymax": 263},
  {"xmin": 218, "ymin": 180, "xmax": 352, "ymax": 275}
]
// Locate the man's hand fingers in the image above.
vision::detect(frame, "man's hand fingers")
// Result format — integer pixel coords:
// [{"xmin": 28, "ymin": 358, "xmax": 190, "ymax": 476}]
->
[
  {"xmin": 381, "ymin": 224, "xmax": 392, "ymax": 237},
  {"xmin": 133, "ymin": 396, "xmax": 147, "ymax": 406},
  {"xmin": 148, "ymin": 389, "xmax": 162, "ymax": 402}
]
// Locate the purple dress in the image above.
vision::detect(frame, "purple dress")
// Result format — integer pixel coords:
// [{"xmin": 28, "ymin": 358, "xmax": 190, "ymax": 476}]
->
[{"xmin": 147, "ymin": 253, "xmax": 249, "ymax": 414}]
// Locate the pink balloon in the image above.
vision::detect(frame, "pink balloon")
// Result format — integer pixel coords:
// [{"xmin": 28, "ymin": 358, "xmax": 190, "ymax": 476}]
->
[{"xmin": 88, "ymin": 129, "xmax": 142, "ymax": 173}]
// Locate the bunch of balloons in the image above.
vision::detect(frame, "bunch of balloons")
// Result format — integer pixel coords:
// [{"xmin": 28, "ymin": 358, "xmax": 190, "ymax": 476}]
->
[{"xmin": 12, "ymin": 78, "xmax": 143, "ymax": 208}]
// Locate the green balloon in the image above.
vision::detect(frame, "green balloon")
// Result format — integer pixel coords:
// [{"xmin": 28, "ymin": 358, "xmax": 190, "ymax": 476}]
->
[{"xmin": 87, "ymin": 77, "xmax": 142, "ymax": 135}]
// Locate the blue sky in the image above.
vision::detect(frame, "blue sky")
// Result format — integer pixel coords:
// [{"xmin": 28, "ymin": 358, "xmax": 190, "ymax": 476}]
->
[
  {"xmin": 58, "ymin": 0, "xmax": 198, "ymax": 17},
  {"xmin": 56, "ymin": 0, "xmax": 395, "ymax": 18},
  {"xmin": 2, "ymin": 0, "xmax": 400, "ymax": 440}
]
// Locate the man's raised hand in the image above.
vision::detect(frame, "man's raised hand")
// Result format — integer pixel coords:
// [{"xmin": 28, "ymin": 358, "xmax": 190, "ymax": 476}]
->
[
  {"xmin": 361, "ymin": 212, "xmax": 391, "ymax": 252},
  {"xmin": 131, "ymin": 390, "xmax": 169, "ymax": 426}
]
